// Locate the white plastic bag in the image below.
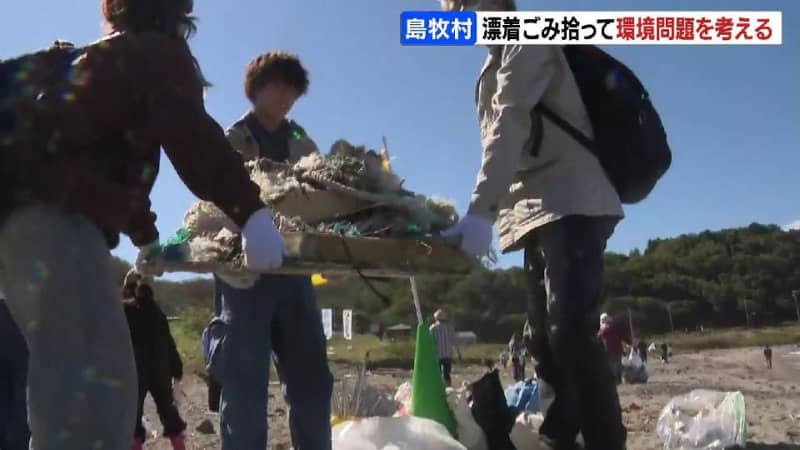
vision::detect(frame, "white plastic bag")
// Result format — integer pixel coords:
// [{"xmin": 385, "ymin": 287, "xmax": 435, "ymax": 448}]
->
[
  {"xmin": 509, "ymin": 412, "xmax": 547, "ymax": 450},
  {"xmin": 622, "ymin": 348, "xmax": 648, "ymax": 384},
  {"xmin": 393, "ymin": 382, "xmax": 412, "ymax": 417},
  {"xmin": 623, "ymin": 348, "xmax": 643, "ymax": 367},
  {"xmin": 332, "ymin": 416, "xmax": 467, "ymax": 450},
  {"xmin": 656, "ymin": 390, "xmax": 746, "ymax": 450},
  {"xmin": 446, "ymin": 387, "xmax": 488, "ymax": 450}
]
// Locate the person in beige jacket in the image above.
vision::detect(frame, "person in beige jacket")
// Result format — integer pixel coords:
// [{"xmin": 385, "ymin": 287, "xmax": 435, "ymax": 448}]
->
[{"xmin": 440, "ymin": 1, "xmax": 627, "ymax": 449}]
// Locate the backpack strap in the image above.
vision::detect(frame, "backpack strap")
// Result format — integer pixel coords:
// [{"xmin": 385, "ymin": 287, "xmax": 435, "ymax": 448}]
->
[
  {"xmin": 532, "ymin": 45, "xmax": 596, "ymax": 153},
  {"xmin": 533, "ymin": 102, "xmax": 596, "ymax": 152}
]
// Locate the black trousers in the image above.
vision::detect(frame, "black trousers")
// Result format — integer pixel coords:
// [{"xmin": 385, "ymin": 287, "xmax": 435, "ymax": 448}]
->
[
  {"xmin": 207, "ymin": 375, "xmax": 222, "ymax": 413},
  {"xmin": 523, "ymin": 216, "xmax": 627, "ymax": 450},
  {"xmin": 134, "ymin": 380, "xmax": 187, "ymax": 440},
  {"xmin": 511, "ymin": 357, "xmax": 526, "ymax": 382},
  {"xmin": 439, "ymin": 358, "xmax": 453, "ymax": 386}
]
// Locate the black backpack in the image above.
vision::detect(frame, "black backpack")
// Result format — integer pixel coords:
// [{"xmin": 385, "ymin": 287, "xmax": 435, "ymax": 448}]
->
[
  {"xmin": 0, "ymin": 41, "xmax": 83, "ymax": 214},
  {"xmin": 534, "ymin": 45, "xmax": 672, "ymax": 204},
  {"xmin": 0, "ymin": 41, "xmax": 82, "ymax": 133}
]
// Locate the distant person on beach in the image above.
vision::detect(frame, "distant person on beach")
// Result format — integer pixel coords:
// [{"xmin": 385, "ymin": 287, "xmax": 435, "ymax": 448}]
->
[
  {"xmin": 636, "ymin": 340, "xmax": 649, "ymax": 364},
  {"xmin": 598, "ymin": 313, "xmax": 632, "ymax": 384},
  {"xmin": 430, "ymin": 309, "xmax": 461, "ymax": 386},
  {"xmin": 499, "ymin": 350, "xmax": 510, "ymax": 369},
  {"xmin": 661, "ymin": 342, "xmax": 670, "ymax": 363},
  {"xmin": 764, "ymin": 345, "xmax": 773, "ymax": 369},
  {"xmin": 122, "ymin": 272, "xmax": 187, "ymax": 450},
  {"xmin": 509, "ymin": 332, "xmax": 527, "ymax": 381}
]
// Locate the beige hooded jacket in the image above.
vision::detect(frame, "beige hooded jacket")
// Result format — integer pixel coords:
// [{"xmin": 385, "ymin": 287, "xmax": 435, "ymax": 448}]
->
[{"xmin": 469, "ymin": 44, "xmax": 623, "ymax": 252}]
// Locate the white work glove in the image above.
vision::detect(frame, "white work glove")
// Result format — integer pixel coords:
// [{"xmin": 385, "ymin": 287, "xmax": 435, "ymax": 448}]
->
[
  {"xmin": 215, "ymin": 270, "xmax": 260, "ymax": 290},
  {"xmin": 440, "ymin": 213, "xmax": 494, "ymax": 257},
  {"xmin": 241, "ymin": 207, "xmax": 285, "ymax": 272},
  {"xmin": 135, "ymin": 241, "xmax": 164, "ymax": 277}
]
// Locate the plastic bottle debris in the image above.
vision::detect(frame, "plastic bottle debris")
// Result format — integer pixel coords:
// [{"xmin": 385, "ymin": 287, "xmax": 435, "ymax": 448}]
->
[{"xmin": 656, "ymin": 389, "xmax": 746, "ymax": 450}]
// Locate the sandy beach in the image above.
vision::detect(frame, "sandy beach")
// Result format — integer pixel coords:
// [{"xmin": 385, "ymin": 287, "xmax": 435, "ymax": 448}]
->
[{"xmin": 142, "ymin": 345, "xmax": 800, "ymax": 449}]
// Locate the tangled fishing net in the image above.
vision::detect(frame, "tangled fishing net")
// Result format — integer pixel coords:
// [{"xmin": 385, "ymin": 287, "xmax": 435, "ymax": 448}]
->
[{"xmin": 161, "ymin": 140, "xmax": 459, "ymax": 273}]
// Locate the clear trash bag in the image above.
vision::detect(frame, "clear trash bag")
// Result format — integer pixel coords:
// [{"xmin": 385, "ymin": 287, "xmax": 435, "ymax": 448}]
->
[
  {"xmin": 332, "ymin": 416, "xmax": 467, "ymax": 450},
  {"xmin": 656, "ymin": 389, "xmax": 746, "ymax": 450}
]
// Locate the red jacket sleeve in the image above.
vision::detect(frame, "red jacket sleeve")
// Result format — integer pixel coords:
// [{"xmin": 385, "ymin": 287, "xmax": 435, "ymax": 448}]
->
[
  {"xmin": 125, "ymin": 207, "xmax": 159, "ymax": 247},
  {"xmin": 142, "ymin": 38, "xmax": 265, "ymax": 228}
]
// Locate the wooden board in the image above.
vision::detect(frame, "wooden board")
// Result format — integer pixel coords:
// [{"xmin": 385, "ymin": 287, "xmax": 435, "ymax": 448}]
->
[
  {"xmin": 280, "ymin": 232, "xmax": 474, "ymax": 277},
  {"xmin": 163, "ymin": 232, "xmax": 475, "ymax": 278}
]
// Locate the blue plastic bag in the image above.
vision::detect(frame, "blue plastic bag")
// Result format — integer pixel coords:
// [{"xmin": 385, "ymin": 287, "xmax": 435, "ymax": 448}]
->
[{"xmin": 504, "ymin": 381, "xmax": 540, "ymax": 413}]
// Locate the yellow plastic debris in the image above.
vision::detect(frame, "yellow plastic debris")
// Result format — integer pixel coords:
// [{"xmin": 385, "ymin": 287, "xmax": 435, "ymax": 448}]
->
[
  {"xmin": 380, "ymin": 149, "xmax": 392, "ymax": 172},
  {"xmin": 331, "ymin": 415, "xmax": 354, "ymax": 427},
  {"xmin": 312, "ymin": 273, "xmax": 328, "ymax": 286}
]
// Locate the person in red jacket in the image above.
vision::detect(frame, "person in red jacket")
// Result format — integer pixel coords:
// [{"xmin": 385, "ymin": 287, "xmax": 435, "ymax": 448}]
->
[
  {"xmin": 597, "ymin": 313, "xmax": 632, "ymax": 384},
  {"xmin": 0, "ymin": 1, "xmax": 283, "ymax": 448}
]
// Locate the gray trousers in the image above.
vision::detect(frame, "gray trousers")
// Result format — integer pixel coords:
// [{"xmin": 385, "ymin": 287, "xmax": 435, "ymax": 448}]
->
[{"xmin": 0, "ymin": 206, "xmax": 137, "ymax": 450}]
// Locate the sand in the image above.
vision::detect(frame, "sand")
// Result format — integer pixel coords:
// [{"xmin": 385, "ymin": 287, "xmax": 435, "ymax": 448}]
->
[{"xmin": 141, "ymin": 345, "xmax": 800, "ymax": 449}]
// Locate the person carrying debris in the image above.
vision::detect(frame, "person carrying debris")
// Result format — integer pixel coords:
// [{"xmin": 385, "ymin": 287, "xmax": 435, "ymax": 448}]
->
[
  {"xmin": 598, "ymin": 313, "xmax": 632, "ymax": 384},
  {"xmin": 438, "ymin": 0, "xmax": 637, "ymax": 448},
  {"xmin": 121, "ymin": 272, "xmax": 186, "ymax": 450},
  {"xmin": 0, "ymin": 291, "xmax": 30, "ymax": 450},
  {"xmin": 430, "ymin": 309, "xmax": 461, "ymax": 386},
  {"xmin": 0, "ymin": 1, "xmax": 284, "ymax": 447},
  {"xmin": 508, "ymin": 332, "xmax": 527, "ymax": 381},
  {"xmin": 764, "ymin": 345, "xmax": 773, "ymax": 370},
  {"xmin": 211, "ymin": 51, "xmax": 333, "ymax": 450}
]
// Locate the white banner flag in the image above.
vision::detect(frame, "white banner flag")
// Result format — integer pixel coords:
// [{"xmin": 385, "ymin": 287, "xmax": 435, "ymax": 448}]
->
[
  {"xmin": 343, "ymin": 309, "xmax": 353, "ymax": 341},
  {"xmin": 322, "ymin": 308, "xmax": 333, "ymax": 341}
]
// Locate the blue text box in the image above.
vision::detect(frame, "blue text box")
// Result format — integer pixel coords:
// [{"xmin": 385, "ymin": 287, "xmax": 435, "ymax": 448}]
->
[{"xmin": 401, "ymin": 11, "xmax": 478, "ymax": 46}]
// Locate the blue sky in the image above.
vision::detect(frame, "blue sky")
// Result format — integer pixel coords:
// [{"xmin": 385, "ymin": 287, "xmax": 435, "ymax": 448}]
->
[{"xmin": 1, "ymin": 0, "xmax": 797, "ymax": 279}]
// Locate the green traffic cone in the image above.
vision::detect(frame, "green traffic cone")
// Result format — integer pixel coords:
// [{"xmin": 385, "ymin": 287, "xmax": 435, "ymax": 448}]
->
[{"xmin": 411, "ymin": 322, "xmax": 457, "ymax": 436}]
